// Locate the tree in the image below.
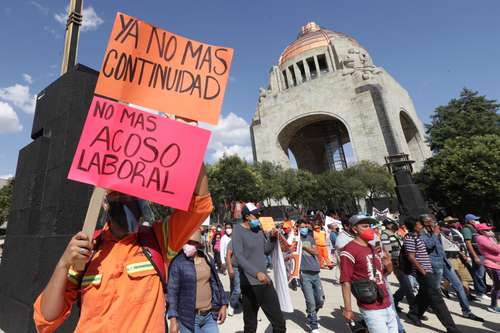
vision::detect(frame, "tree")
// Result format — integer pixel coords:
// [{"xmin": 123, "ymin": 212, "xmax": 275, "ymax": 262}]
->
[
  {"xmin": 346, "ymin": 161, "xmax": 395, "ymax": 200},
  {"xmin": 426, "ymin": 88, "xmax": 500, "ymax": 152},
  {"xmin": 418, "ymin": 135, "xmax": 500, "ymax": 220},
  {"xmin": 0, "ymin": 178, "xmax": 14, "ymax": 224},
  {"xmin": 253, "ymin": 161, "xmax": 284, "ymax": 205}
]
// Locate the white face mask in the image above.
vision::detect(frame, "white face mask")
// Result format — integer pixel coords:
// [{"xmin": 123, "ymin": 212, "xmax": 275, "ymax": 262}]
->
[{"xmin": 225, "ymin": 229, "xmax": 232, "ymax": 235}]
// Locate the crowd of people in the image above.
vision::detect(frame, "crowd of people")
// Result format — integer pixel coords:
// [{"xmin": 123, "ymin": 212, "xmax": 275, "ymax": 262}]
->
[
  {"xmin": 32, "ymin": 168, "xmax": 499, "ymax": 333},
  {"xmin": 199, "ymin": 206, "xmax": 499, "ymax": 333}
]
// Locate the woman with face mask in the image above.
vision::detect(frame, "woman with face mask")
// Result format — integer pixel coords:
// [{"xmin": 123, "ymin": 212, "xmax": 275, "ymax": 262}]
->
[
  {"xmin": 474, "ymin": 223, "xmax": 500, "ymax": 313},
  {"xmin": 167, "ymin": 230, "xmax": 228, "ymax": 333},
  {"xmin": 220, "ymin": 223, "xmax": 233, "ymax": 275}
]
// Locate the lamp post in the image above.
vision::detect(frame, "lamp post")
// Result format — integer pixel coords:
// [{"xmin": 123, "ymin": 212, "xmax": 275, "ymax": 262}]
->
[
  {"xmin": 60, "ymin": 0, "xmax": 83, "ymax": 75},
  {"xmin": 385, "ymin": 153, "xmax": 429, "ymax": 219}
]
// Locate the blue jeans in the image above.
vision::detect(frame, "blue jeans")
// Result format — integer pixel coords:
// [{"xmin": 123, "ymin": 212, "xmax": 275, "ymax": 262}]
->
[
  {"xmin": 384, "ymin": 279, "xmax": 404, "ymax": 333},
  {"xmin": 434, "ymin": 264, "xmax": 472, "ymax": 315},
  {"xmin": 229, "ymin": 267, "xmax": 241, "ymax": 308},
  {"xmin": 393, "ymin": 268, "xmax": 417, "ymax": 307},
  {"xmin": 360, "ymin": 306, "xmax": 399, "ymax": 333},
  {"xmin": 300, "ymin": 271, "xmax": 324, "ymax": 330},
  {"xmin": 179, "ymin": 312, "xmax": 219, "ymax": 333},
  {"xmin": 472, "ymin": 256, "xmax": 486, "ymax": 296}
]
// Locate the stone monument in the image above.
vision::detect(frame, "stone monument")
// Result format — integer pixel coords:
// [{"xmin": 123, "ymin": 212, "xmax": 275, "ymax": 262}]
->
[{"xmin": 251, "ymin": 22, "xmax": 431, "ymax": 173}]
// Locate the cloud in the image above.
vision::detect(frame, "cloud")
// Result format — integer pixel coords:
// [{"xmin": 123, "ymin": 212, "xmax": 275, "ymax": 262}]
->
[
  {"xmin": 0, "ymin": 83, "xmax": 36, "ymax": 114},
  {"xmin": 29, "ymin": 1, "xmax": 49, "ymax": 15},
  {"xmin": 55, "ymin": 6, "xmax": 104, "ymax": 32},
  {"xmin": 200, "ymin": 112, "xmax": 253, "ymax": 163},
  {"xmin": 22, "ymin": 73, "xmax": 33, "ymax": 84},
  {"xmin": 0, "ymin": 102, "xmax": 23, "ymax": 133},
  {"xmin": 44, "ymin": 25, "xmax": 61, "ymax": 39},
  {"xmin": 0, "ymin": 174, "xmax": 14, "ymax": 180}
]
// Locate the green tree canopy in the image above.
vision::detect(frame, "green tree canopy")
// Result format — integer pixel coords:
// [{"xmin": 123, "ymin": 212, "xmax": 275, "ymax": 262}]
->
[
  {"xmin": 417, "ymin": 135, "xmax": 500, "ymax": 220},
  {"xmin": 0, "ymin": 178, "xmax": 14, "ymax": 224},
  {"xmin": 426, "ymin": 88, "xmax": 500, "ymax": 152}
]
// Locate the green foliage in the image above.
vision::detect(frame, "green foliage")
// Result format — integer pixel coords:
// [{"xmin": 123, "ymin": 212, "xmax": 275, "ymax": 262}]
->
[
  {"xmin": 0, "ymin": 178, "xmax": 14, "ymax": 224},
  {"xmin": 426, "ymin": 88, "xmax": 500, "ymax": 152},
  {"xmin": 207, "ymin": 155, "xmax": 395, "ymax": 214},
  {"xmin": 417, "ymin": 135, "xmax": 500, "ymax": 219}
]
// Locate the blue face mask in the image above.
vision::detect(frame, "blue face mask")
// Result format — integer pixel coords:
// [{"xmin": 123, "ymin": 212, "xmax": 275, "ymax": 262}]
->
[
  {"xmin": 300, "ymin": 227, "xmax": 309, "ymax": 237},
  {"xmin": 249, "ymin": 219, "xmax": 261, "ymax": 231}
]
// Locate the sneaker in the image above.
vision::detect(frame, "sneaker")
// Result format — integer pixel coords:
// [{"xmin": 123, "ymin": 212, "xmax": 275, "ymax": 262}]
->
[
  {"xmin": 487, "ymin": 306, "xmax": 500, "ymax": 313},
  {"xmin": 418, "ymin": 315, "xmax": 428, "ymax": 321},
  {"xmin": 311, "ymin": 330, "xmax": 320, "ymax": 333},
  {"xmin": 477, "ymin": 294, "xmax": 489, "ymax": 300},
  {"xmin": 227, "ymin": 305, "xmax": 234, "ymax": 317},
  {"xmin": 441, "ymin": 288, "xmax": 450, "ymax": 299},
  {"xmin": 463, "ymin": 313, "xmax": 484, "ymax": 322}
]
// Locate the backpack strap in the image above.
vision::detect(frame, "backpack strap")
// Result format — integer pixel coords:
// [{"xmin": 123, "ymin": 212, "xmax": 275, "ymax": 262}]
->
[{"xmin": 138, "ymin": 225, "xmax": 167, "ymax": 293}]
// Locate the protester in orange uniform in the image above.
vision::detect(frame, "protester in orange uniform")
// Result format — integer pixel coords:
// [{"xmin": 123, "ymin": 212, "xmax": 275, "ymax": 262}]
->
[
  {"xmin": 313, "ymin": 223, "xmax": 333, "ymax": 269},
  {"xmin": 33, "ymin": 166, "xmax": 212, "ymax": 333}
]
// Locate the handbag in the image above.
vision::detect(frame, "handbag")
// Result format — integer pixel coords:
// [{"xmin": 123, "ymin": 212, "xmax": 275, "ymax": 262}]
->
[{"xmin": 351, "ymin": 247, "xmax": 384, "ymax": 304}]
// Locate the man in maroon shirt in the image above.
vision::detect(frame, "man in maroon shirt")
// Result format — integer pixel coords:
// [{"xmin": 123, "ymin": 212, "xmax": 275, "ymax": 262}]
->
[{"xmin": 340, "ymin": 214, "xmax": 398, "ymax": 333}]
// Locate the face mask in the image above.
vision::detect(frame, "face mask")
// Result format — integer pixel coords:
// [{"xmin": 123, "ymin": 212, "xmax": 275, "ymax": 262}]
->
[
  {"xmin": 123, "ymin": 205, "xmax": 140, "ymax": 233},
  {"xmin": 300, "ymin": 227, "xmax": 309, "ymax": 237},
  {"xmin": 249, "ymin": 219, "xmax": 261, "ymax": 232},
  {"xmin": 225, "ymin": 229, "xmax": 232, "ymax": 235},
  {"xmin": 217, "ymin": 228, "xmax": 222, "ymax": 232},
  {"xmin": 182, "ymin": 244, "xmax": 197, "ymax": 257},
  {"xmin": 359, "ymin": 228, "xmax": 375, "ymax": 242}
]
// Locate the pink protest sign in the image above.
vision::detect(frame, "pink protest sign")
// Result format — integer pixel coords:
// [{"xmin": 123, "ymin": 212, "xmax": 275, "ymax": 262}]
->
[{"xmin": 68, "ymin": 95, "xmax": 211, "ymax": 211}]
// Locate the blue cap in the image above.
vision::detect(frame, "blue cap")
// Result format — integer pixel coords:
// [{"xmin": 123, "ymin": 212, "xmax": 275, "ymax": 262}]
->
[{"xmin": 464, "ymin": 213, "xmax": 480, "ymax": 222}]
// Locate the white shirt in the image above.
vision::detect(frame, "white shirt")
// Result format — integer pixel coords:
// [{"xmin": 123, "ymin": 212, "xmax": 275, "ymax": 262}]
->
[
  {"xmin": 335, "ymin": 230, "xmax": 355, "ymax": 252},
  {"xmin": 220, "ymin": 234, "xmax": 231, "ymax": 264}
]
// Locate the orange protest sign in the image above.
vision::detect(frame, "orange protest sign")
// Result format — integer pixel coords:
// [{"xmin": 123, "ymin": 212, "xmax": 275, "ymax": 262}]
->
[
  {"xmin": 259, "ymin": 217, "xmax": 275, "ymax": 232},
  {"xmin": 95, "ymin": 12, "xmax": 233, "ymax": 125}
]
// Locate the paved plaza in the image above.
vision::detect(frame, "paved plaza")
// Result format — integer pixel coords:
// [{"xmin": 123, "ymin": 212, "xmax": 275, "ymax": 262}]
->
[{"xmin": 220, "ymin": 268, "xmax": 500, "ymax": 333}]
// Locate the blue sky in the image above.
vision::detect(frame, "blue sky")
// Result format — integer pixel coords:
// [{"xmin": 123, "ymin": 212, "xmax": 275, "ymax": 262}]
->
[{"xmin": 1, "ymin": 0, "xmax": 499, "ymax": 178}]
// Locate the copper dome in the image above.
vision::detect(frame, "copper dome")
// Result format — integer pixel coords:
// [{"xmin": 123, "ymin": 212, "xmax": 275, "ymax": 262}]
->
[{"xmin": 278, "ymin": 22, "xmax": 360, "ymax": 66}]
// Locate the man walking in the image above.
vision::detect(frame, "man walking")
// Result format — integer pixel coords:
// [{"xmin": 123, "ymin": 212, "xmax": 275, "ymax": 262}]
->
[
  {"xmin": 340, "ymin": 214, "xmax": 398, "ymax": 333},
  {"xmin": 461, "ymin": 213, "xmax": 487, "ymax": 299},
  {"xmin": 404, "ymin": 217, "xmax": 462, "ymax": 333},
  {"xmin": 419, "ymin": 215, "xmax": 483, "ymax": 322},
  {"xmin": 298, "ymin": 219, "xmax": 324, "ymax": 333},
  {"xmin": 231, "ymin": 203, "xmax": 286, "ymax": 333}
]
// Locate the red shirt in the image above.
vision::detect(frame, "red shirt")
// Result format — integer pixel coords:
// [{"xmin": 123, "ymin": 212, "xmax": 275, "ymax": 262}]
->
[{"xmin": 339, "ymin": 241, "xmax": 391, "ymax": 310}]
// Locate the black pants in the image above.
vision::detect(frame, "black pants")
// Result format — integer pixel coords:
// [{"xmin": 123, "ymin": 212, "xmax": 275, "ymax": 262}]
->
[
  {"xmin": 241, "ymin": 283, "xmax": 286, "ymax": 333},
  {"xmin": 409, "ymin": 272, "xmax": 458, "ymax": 332}
]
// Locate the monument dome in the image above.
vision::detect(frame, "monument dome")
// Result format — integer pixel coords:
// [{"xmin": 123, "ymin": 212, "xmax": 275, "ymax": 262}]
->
[{"xmin": 250, "ymin": 22, "xmax": 431, "ymax": 173}]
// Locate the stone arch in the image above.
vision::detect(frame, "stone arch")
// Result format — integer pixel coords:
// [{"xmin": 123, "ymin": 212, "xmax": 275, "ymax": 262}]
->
[
  {"xmin": 399, "ymin": 110, "xmax": 426, "ymax": 164},
  {"xmin": 277, "ymin": 113, "xmax": 353, "ymax": 173}
]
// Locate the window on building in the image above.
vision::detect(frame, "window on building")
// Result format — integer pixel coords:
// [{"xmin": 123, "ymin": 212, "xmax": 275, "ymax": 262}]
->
[
  {"xmin": 297, "ymin": 61, "xmax": 306, "ymax": 82},
  {"xmin": 282, "ymin": 70, "xmax": 289, "ymax": 89},
  {"xmin": 288, "ymin": 66, "xmax": 297, "ymax": 86},
  {"xmin": 306, "ymin": 57, "xmax": 317, "ymax": 79},
  {"xmin": 317, "ymin": 54, "xmax": 329, "ymax": 73}
]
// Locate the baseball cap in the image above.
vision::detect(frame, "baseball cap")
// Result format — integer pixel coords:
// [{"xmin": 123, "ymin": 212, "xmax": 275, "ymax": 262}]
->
[
  {"xmin": 241, "ymin": 202, "xmax": 260, "ymax": 218},
  {"xmin": 348, "ymin": 214, "xmax": 378, "ymax": 227},
  {"xmin": 464, "ymin": 213, "xmax": 480, "ymax": 222},
  {"xmin": 474, "ymin": 223, "xmax": 494, "ymax": 232}
]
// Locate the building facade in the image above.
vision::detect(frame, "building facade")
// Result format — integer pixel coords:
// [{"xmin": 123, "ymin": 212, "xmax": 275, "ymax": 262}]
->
[{"xmin": 250, "ymin": 22, "xmax": 431, "ymax": 173}]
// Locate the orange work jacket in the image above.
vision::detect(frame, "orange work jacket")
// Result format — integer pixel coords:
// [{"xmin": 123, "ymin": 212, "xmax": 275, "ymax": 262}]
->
[{"xmin": 33, "ymin": 194, "xmax": 212, "ymax": 333}]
